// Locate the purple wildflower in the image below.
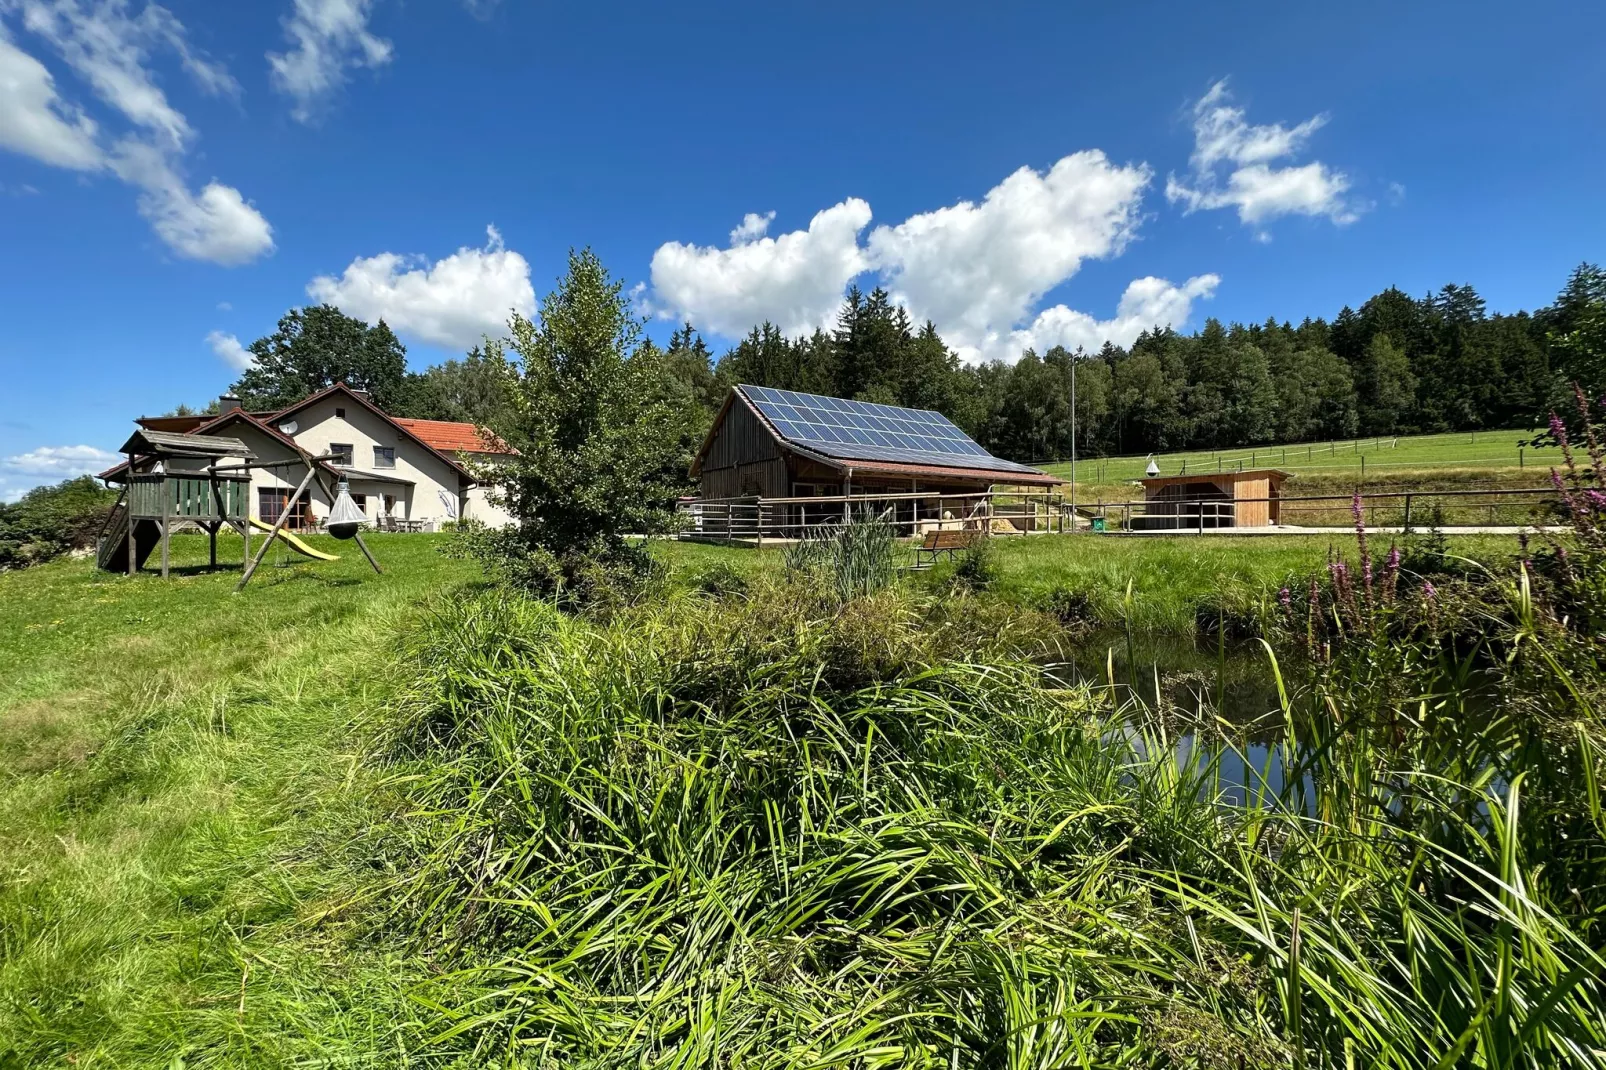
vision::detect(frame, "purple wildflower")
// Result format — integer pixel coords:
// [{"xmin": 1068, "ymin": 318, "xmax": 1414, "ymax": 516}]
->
[
  {"xmin": 1422, "ymin": 580, "xmax": 1436, "ymax": 601},
  {"xmin": 1550, "ymin": 412, "xmax": 1571, "ymax": 450},
  {"xmin": 1279, "ymin": 586, "xmax": 1292, "ymax": 609}
]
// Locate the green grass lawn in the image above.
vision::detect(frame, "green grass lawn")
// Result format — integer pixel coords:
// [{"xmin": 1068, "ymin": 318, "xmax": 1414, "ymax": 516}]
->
[
  {"xmin": 1040, "ymin": 427, "xmax": 1557, "ymax": 503},
  {"xmin": 0, "ymin": 532, "xmax": 482, "ymax": 1065}
]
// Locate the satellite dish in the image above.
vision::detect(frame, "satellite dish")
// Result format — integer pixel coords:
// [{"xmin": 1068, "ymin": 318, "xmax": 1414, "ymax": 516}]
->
[
  {"xmin": 1145, "ymin": 455, "xmax": 1160, "ymax": 478},
  {"xmin": 278, "ymin": 420, "xmax": 299, "ymax": 435}
]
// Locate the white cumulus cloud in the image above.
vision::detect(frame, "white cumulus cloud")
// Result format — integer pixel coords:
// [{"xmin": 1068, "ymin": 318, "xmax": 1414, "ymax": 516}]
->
[
  {"xmin": 729, "ymin": 210, "xmax": 775, "ymax": 245},
  {"xmin": 112, "ymin": 139, "xmax": 273, "ymax": 264},
  {"xmin": 1008, "ymin": 274, "xmax": 1221, "ymax": 358},
  {"xmin": 268, "ymin": 0, "xmax": 391, "ymax": 123},
  {"xmin": 650, "ymin": 199, "xmax": 872, "ymax": 339},
  {"xmin": 307, "ymin": 225, "xmax": 536, "ymax": 350},
  {"xmin": 647, "ymin": 150, "xmax": 1183, "ymax": 363},
  {"xmin": 206, "ymin": 329, "xmax": 253, "ymax": 371},
  {"xmin": 0, "ymin": 25, "xmax": 101, "ymax": 168},
  {"xmin": 866, "ymin": 150, "xmax": 1151, "ymax": 356},
  {"xmin": 1166, "ymin": 79, "xmax": 1359, "ymax": 235},
  {"xmin": 0, "ymin": 0, "xmax": 273, "ymax": 264},
  {"xmin": 1, "ymin": 443, "xmax": 119, "ymax": 499}
]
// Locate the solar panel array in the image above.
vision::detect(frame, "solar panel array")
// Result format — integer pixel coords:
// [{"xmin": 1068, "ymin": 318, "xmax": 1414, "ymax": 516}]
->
[{"xmin": 739, "ymin": 385, "xmax": 1044, "ymax": 475}]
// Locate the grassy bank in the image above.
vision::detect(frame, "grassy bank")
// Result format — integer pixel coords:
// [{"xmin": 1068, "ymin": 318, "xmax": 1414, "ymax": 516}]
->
[
  {"xmin": 654, "ymin": 532, "xmax": 1523, "ymax": 633},
  {"xmin": 1040, "ymin": 427, "xmax": 1552, "ymax": 491},
  {"xmin": 0, "ymin": 532, "xmax": 478, "ymax": 1065},
  {"xmin": 1039, "ymin": 428, "xmax": 1564, "ymax": 528}
]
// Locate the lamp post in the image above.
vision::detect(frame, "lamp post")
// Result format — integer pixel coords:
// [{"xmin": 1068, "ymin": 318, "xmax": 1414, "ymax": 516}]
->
[{"xmin": 1070, "ymin": 352, "xmax": 1077, "ymax": 531}]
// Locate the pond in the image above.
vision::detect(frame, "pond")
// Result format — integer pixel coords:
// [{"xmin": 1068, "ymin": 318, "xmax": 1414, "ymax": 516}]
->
[{"xmin": 1043, "ymin": 629, "xmax": 1301, "ymax": 806}]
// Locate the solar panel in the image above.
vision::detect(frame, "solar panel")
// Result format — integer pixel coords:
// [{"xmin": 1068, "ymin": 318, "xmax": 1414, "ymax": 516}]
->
[{"xmin": 737, "ymin": 385, "xmax": 1045, "ymax": 476}]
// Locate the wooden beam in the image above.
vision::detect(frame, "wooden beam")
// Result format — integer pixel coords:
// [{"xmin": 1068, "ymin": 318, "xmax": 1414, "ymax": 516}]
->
[{"xmin": 236, "ymin": 464, "xmax": 318, "ymax": 593}]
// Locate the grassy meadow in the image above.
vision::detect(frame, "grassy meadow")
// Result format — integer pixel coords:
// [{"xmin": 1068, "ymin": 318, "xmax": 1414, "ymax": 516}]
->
[
  {"xmin": 2, "ymin": 523, "xmax": 1601, "ymax": 1067},
  {"xmin": 1041, "ymin": 428, "xmax": 1557, "ymax": 503}
]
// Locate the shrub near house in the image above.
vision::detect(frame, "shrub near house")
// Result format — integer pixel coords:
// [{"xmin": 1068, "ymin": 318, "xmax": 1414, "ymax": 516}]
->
[{"xmin": 0, "ymin": 477, "xmax": 117, "ymax": 570}]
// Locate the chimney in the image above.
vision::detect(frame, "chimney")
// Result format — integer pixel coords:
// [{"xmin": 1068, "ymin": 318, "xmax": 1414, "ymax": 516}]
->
[{"xmin": 218, "ymin": 394, "xmax": 242, "ymax": 413}]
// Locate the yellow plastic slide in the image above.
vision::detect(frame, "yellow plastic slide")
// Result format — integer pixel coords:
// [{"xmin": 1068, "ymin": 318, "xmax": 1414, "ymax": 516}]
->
[{"xmin": 248, "ymin": 517, "xmax": 340, "ymax": 561}]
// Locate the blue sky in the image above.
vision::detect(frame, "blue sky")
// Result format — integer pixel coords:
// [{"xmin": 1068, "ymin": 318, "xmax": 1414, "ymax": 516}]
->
[{"xmin": 1, "ymin": 0, "xmax": 1602, "ymax": 498}]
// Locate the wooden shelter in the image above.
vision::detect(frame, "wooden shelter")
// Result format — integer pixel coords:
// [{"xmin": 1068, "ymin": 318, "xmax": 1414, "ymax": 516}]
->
[
  {"xmin": 97, "ymin": 429, "xmax": 255, "ymax": 576},
  {"xmin": 1135, "ymin": 469, "xmax": 1290, "ymax": 529},
  {"xmin": 691, "ymin": 385, "xmax": 1061, "ymax": 500}
]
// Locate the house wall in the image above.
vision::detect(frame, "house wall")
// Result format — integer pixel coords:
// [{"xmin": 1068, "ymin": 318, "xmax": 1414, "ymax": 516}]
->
[
  {"xmin": 204, "ymin": 421, "xmax": 333, "ymax": 527},
  {"xmin": 461, "ymin": 453, "xmax": 516, "ymax": 528},
  {"xmin": 287, "ymin": 398, "xmax": 467, "ymax": 525}
]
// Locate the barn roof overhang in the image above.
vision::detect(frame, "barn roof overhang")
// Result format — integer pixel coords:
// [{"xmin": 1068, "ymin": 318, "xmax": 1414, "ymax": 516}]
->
[{"xmin": 1139, "ymin": 468, "xmax": 1292, "ymax": 490}]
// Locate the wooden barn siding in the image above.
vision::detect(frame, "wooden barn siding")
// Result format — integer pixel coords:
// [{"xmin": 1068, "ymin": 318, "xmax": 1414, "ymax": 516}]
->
[
  {"xmin": 1234, "ymin": 477, "xmax": 1271, "ymax": 527},
  {"xmin": 704, "ymin": 401, "xmax": 780, "ymax": 469},
  {"xmin": 701, "ymin": 458, "xmax": 789, "ymax": 499},
  {"xmin": 698, "ymin": 400, "xmax": 790, "ymax": 498}
]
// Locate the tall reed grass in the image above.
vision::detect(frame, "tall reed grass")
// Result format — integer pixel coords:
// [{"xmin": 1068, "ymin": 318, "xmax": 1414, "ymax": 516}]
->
[
  {"xmin": 782, "ymin": 509, "xmax": 897, "ymax": 603},
  {"xmin": 365, "ymin": 562, "xmax": 1605, "ymax": 1067}
]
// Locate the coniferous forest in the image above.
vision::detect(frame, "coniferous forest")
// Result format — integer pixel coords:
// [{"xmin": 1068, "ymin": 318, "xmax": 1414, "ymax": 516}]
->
[
  {"xmin": 688, "ymin": 263, "xmax": 1605, "ymax": 462},
  {"xmin": 231, "ymin": 262, "xmax": 1606, "ymax": 468}
]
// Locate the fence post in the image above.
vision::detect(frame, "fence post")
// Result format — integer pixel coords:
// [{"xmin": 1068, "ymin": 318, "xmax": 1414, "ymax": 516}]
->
[{"xmin": 1403, "ymin": 493, "xmax": 1412, "ymax": 532}]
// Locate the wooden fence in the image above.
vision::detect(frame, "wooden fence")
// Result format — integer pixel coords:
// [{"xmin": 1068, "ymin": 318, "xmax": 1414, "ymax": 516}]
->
[
  {"xmin": 677, "ymin": 485, "xmax": 1568, "ymax": 543},
  {"xmin": 676, "ymin": 490, "xmax": 1074, "ymax": 544}
]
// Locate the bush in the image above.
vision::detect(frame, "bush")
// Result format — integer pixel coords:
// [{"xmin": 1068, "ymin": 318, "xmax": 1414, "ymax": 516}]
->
[
  {"xmin": 467, "ymin": 250, "xmax": 693, "ymax": 605},
  {"xmin": 0, "ymin": 476, "xmax": 117, "ymax": 571},
  {"xmin": 691, "ymin": 561, "xmax": 748, "ymax": 599},
  {"xmin": 950, "ymin": 536, "xmax": 998, "ymax": 591}
]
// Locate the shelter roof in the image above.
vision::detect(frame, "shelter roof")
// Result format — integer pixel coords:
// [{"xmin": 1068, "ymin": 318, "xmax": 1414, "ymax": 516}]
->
[
  {"xmin": 1139, "ymin": 468, "xmax": 1292, "ymax": 489},
  {"xmin": 118, "ymin": 428, "xmax": 255, "ymax": 459}
]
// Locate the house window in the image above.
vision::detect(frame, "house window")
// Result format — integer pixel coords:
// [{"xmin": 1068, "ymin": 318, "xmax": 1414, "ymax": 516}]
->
[
  {"xmin": 350, "ymin": 493, "xmax": 367, "ymax": 516},
  {"xmin": 373, "ymin": 445, "xmax": 396, "ymax": 469},
  {"xmin": 335, "ymin": 407, "xmax": 346, "ymax": 418},
  {"xmin": 258, "ymin": 488, "xmax": 312, "ymax": 530},
  {"xmin": 383, "ymin": 494, "xmax": 396, "ymax": 517},
  {"xmin": 330, "ymin": 442, "xmax": 354, "ymax": 466}
]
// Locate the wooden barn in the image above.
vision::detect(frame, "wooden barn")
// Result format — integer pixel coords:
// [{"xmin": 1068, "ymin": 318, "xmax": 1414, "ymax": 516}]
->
[
  {"xmin": 1135, "ymin": 469, "xmax": 1290, "ymax": 529},
  {"xmin": 690, "ymin": 385, "xmax": 1062, "ymax": 500}
]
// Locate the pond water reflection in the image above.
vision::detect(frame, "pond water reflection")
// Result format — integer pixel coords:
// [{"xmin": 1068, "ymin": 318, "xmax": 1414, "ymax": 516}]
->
[{"xmin": 1043, "ymin": 629, "xmax": 1300, "ymax": 807}]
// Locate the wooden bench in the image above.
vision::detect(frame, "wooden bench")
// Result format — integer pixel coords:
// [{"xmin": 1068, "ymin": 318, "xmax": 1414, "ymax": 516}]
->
[{"xmin": 914, "ymin": 529, "xmax": 978, "ymax": 568}]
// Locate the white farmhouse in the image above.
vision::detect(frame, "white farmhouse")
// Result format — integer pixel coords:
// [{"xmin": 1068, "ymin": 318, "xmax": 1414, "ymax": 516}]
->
[{"xmin": 101, "ymin": 382, "xmax": 516, "ymax": 531}]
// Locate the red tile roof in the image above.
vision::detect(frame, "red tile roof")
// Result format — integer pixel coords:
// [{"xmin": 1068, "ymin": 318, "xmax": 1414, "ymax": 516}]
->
[{"xmin": 393, "ymin": 418, "xmax": 514, "ymax": 455}]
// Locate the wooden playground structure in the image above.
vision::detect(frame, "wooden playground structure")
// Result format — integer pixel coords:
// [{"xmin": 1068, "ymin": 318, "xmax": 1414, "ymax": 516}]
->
[{"xmin": 97, "ymin": 428, "xmax": 383, "ymax": 591}]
